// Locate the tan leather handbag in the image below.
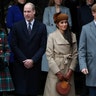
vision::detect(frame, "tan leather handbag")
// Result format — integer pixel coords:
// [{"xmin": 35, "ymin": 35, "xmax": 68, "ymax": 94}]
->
[{"xmin": 56, "ymin": 80, "xmax": 71, "ymax": 95}]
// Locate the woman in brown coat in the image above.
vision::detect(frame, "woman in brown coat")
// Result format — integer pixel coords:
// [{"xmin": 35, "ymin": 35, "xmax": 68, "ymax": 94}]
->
[{"xmin": 43, "ymin": 12, "xmax": 77, "ymax": 96}]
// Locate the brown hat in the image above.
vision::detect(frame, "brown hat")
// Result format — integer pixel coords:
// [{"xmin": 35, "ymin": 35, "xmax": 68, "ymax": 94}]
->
[{"xmin": 53, "ymin": 12, "xmax": 68, "ymax": 24}]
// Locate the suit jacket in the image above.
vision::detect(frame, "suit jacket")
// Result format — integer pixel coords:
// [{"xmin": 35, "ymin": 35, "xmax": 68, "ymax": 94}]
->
[
  {"xmin": 10, "ymin": 19, "xmax": 47, "ymax": 95},
  {"xmin": 79, "ymin": 21, "xmax": 96, "ymax": 86}
]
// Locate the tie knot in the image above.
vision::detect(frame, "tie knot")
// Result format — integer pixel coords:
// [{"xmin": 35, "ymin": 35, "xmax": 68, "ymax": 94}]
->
[{"xmin": 28, "ymin": 22, "xmax": 31, "ymax": 25}]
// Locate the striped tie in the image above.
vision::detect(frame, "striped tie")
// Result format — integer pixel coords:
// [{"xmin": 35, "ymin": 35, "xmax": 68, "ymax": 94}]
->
[{"xmin": 28, "ymin": 22, "xmax": 31, "ymax": 34}]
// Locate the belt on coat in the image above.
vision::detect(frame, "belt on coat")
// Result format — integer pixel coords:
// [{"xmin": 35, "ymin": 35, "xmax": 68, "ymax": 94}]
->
[{"xmin": 54, "ymin": 54, "xmax": 72, "ymax": 69}]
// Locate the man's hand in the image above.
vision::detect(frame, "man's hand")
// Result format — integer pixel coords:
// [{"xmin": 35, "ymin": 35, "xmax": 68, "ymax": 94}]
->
[
  {"xmin": 81, "ymin": 68, "xmax": 88, "ymax": 75},
  {"xmin": 23, "ymin": 59, "xmax": 34, "ymax": 69}
]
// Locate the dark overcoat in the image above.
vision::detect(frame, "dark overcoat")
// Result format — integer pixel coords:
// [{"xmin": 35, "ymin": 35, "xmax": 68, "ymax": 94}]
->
[{"xmin": 10, "ymin": 19, "xmax": 47, "ymax": 95}]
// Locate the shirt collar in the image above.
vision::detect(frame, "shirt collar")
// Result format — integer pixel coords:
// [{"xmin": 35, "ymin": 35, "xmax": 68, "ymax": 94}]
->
[
  {"xmin": 94, "ymin": 20, "xmax": 96, "ymax": 25},
  {"xmin": 26, "ymin": 19, "xmax": 35, "ymax": 26}
]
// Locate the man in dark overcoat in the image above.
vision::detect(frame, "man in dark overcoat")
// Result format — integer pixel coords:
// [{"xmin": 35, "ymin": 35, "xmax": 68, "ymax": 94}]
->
[{"xmin": 10, "ymin": 2, "xmax": 47, "ymax": 96}]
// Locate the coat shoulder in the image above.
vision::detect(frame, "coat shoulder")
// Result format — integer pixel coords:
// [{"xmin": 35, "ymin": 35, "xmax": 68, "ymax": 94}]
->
[
  {"xmin": 82, "ymin": 21, "xmax": 93, "ymax": 28},
  {"xmin": 44, "ymin": 6, "xmax": 52, "ymax": 11},
  {"xmin": 35, "ymin": 20, "xmax": 46, "ymax": 28},
  {"xmin": 13, "ymin": 20, "xmax": 24, "ymax": 26},
  {"xmin": 71, "ymin": 32, "xmax": 77, "ymax": 43},
  {"xmin": 61, "ymin": 6, "xmax": 69, "ymax": 10},
  {"xmin": 7, "ymin": 5, "xmax": 18, "ymax": 11},
  {"xmin": 48, "ymin": 31, "xmax": 57, "ymax": 38}
]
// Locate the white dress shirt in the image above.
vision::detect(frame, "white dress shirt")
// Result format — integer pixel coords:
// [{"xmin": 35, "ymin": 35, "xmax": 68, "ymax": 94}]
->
[{"xmin": 26, "ymin": 19, "xmax": 35, "ymax": 30}]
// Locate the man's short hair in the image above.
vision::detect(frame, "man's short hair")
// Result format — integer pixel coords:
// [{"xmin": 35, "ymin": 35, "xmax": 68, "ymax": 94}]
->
[{"xmin": 91, "ymin": 4, "xmax": 96, "ymax": 12}]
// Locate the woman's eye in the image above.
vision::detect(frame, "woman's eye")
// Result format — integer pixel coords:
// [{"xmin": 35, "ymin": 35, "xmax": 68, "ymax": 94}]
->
[{"xmin": 61, "ymin": 22, "xmax": 64, "ymax": 24}]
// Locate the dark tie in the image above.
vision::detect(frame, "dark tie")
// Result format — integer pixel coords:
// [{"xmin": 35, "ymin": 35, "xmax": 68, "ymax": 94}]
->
[{"xmin": 28, "ymin": 22, "xmax": 31, "ymax": 34}]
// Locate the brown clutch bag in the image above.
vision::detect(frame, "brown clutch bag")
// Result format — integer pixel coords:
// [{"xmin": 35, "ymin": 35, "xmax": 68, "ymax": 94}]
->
[{"xmin": 56, "ymin": 80, "xmax": 71, "ymax": 95}]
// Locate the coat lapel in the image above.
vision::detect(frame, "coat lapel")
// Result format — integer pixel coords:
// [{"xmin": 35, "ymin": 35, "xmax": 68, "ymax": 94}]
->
[
  {"xmin": 90, "ymin": 21, "xmax": 96, "ymax": 38},
  {"xmin": 51, "ymin": 6, "xmax": 56, "ymax": 15},
  {"xmin": 55, "ymin": 29, "xmax": 69, "ymax": 44},
  {"xmin": 30, "ymin": 20, "xmax": 38, "ymax": 39},
  {"xmin": 22, "ymin": 21, "xmax": 29, "ymax": 38}
]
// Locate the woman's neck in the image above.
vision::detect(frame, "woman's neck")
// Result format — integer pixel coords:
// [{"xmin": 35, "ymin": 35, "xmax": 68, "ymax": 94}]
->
[{"xmin": 55, "ymin": 5, "xmax": 60, "ymax": 13}]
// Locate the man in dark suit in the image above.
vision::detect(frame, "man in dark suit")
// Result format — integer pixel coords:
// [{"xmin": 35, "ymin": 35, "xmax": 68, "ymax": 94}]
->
[{"xmin": 10, "ymin": 2, "xmax": 47, "ymax": 96}]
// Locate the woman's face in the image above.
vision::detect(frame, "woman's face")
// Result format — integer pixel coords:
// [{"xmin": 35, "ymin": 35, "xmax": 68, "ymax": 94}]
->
[
  {"xmin": 54, "ymin": 0, "xmax": 62, "ymax": 6},
  {"xmin": 18, "ymin": 0, "xmax": 26, "ymax": 4},
  {"xmin": 57, "ymin": 20, "xmax": 68, "ymax": 32}
]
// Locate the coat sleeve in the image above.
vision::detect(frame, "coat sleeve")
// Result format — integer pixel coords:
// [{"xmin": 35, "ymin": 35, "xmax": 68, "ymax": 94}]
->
[
  {"xmin": 46, "ymin": 34, "xmax": 60, "ymax": 74},
  {"xmin": 10, "ymin": 25, "xmax": 27, "ymax": 62},
  {"xmin": 43, "ymin": 7, "xmax": 55, "ymax": 34},
  {"xmin": 6, "ymin": 6, "xmax": 14, "ymax": 29},
  {"xmin": 79, "ymin": 26, "xmax": 87, "ymax": 70},
  {"xmin": 69, "ymin": 33, "xmax": 78, "ymax": 71}
]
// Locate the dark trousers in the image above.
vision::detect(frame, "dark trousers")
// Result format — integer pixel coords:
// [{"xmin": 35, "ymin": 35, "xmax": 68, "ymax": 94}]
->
[
  {"xmin": 74, "ymin": 72, "xmax": 89, "ymax": 96},
  {"xmin": 89, "ymin": 87, "xmax": 96, "ymax": 96},
  {"xmin": 0, "ymin": 92, "xmax": 3, "ymax": 96}
]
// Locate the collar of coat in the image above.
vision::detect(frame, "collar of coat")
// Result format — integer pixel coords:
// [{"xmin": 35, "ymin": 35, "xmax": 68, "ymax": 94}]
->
[{"xmin": 50, "ymin": 29, "xmax": 76, "ymax": 44}]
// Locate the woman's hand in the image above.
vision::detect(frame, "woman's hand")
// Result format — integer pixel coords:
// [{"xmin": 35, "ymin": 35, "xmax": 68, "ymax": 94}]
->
[
  {"xmin": 56, "ymin": 71, "xmax": 65, "ymax": 81},
  {"xmin": 65, "ymin": 69, "xmax": 73, "ymax": 80}
]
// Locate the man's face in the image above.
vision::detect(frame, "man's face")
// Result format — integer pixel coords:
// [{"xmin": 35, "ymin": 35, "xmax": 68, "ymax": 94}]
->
[
  {"xmin": 92, "ymin": 11, "xmax": 96, "ymax": 20},
  {"xmin": 24, "ymin": 4, "xmax": 35, "ymax": 22},
  {"xmin": 86, "ymin": 0, "xmax": 94, "ymax": 5}
]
